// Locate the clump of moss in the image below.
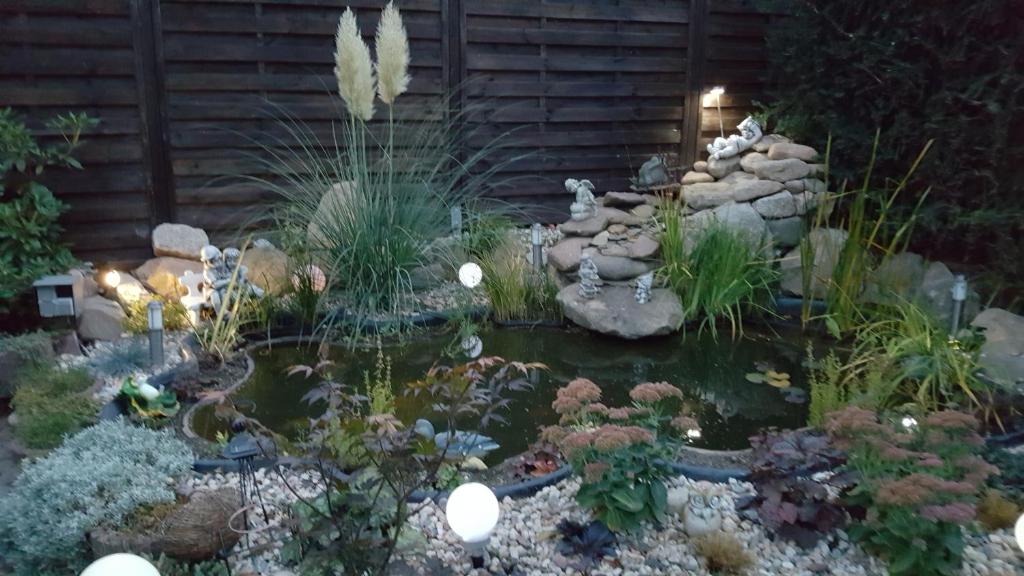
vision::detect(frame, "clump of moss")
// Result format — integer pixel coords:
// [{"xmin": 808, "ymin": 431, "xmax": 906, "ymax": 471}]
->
[
  {"xmin": 694, "ymin": 532, "xmax": 754, "ymax": 575},
  {"xmin": 11, "ymin": 366, "xmax": 98, "ymax": 449},
  {"xmin": 977, "ymin": 490, "xmax": 1020, "ymax": 531}
]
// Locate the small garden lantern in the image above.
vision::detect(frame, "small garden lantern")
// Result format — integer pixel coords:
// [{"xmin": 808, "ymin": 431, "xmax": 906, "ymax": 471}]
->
[
  {"xmin": 709, "ymin": 86, "xmax": 726, "ymax": 139},
  {"xmin": 32, "ymin": 274, "xmax": 83, "ymax": 318},
  {"xmin": 80, "ymin": 553, "xmax": 160, "ymax": 576},
  {"xmin": 950, "ymin": 274, "xmax": 968, "ymax": 334},
  {"xmin": 451, "ymin": 205, "xmax": 463, "ymax": 237},
  {"xmin": 147, "ymin": 300, "xmax": 164, "ymax": 367},
  {"xmin": 445, "ymin": 482, "xmax": 500, "ymax": 568},
  {"xmin": 531, "ymin": 223, "xmax": 544, "ymax": 272}
]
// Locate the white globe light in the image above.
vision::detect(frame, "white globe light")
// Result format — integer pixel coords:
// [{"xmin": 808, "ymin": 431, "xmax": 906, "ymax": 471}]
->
[
  {"xmin": 901, "ymin": 416, "xmax": 918, "ymax": 429},
  {"xmin": 1016, "ymin": 513, "xmax": 1024, "ymax": 553},
  {"xmin": 103, "ymin": 270, "xmax": 121, "ymax": 288},
  {"xmin": 687, "ymin": 428, "xmax": 702, "ymax": 440},
  {"xmin": 445, "ymin": 482, "xmax": 500, "ymax": 544},
  {"xmin": 81, "ymin": 553, "xmax": 160, "ymax": 576},
  {"xmin": 458, "ymin": 262, "xmax": 483, "ymax": 289},
  {"xmin": 461, "ymin": 335, "xmax": 483, "ymax": 358}
]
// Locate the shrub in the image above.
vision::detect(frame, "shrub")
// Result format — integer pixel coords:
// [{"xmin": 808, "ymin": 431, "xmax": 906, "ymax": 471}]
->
[
  {"xmin": 125, "ymin": 297, "xmax": 191, "ymax": 334},
  {"xmin": 694, "ymin": 532, "xmax": 754, "ymax": 575},
  {"xmin": 739, "ymin": 428, "xmax": 847, "ymax": 547},
  {"xmin": 0, "ymin": 108, "xmax": 94, "ymax": 310},
  {"xmin": 659, "ymin": 204, "xmax": 777, "ymax": 338},
  {"xmin": 88, "ymin": 339, "xmax": 149, "ymax": 377},
  {"xmin": 544, "ymin": 379, "xmax": 698, "ymax": 531},
  {"xmin": 11, "ymin": 366, "xmax": 98, "ymax": 449},
  {"xmin": 976, "ymin": 490, "xmax": 1020, "ymax": 531},
  {"xmin": 826, "ymin": 407, "xmax": 996, "ymax": 576},
  {"xmin": 0, "ymin": 419, "xmax": 193, "ymax": 575}
]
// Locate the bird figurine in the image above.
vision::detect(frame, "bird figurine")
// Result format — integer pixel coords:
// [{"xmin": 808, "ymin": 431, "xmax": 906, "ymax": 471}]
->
[{"xmin": 413, "ymin": 419, "xmax": 500, "ymax": 460}]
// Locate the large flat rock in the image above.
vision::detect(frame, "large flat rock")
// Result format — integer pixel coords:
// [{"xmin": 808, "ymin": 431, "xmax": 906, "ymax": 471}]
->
[
  {"xmin": 754, "ymin": 158, "xmax": 811, "ymax": 182},
  {"xmin": 557, "ymin": 284, "xmax": 683, "ymax": 339},
  {"xmin": 548, "ymin": 237, "xmax": 592, "ymax": 272},
  {"xmin": 779, "ymin": 228, "xmax": 848, "ymax": 297},
  {"xmin": 77, "ymin": 296, "xmax": 125, "ymax": 341},
  {"xmin": 682, "ymin": 182, "xmax": 733, "ymax": 210},
  {"xmin": 152, "ymin": 223, "xmax": 209, "ymax": 260},
  {"xmin": 135, "ymin": 257, "xmax": 203, "ymax": 299},
  {"xmin": 584, "ymin": 250, "xmax": 658, "ymax": 280},
  {"xmin": 559, "ymin": 213, "xmax": 609, "ymax": 236}
]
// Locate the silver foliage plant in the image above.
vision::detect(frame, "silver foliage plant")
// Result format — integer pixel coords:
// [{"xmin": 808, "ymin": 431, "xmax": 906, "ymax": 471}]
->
[{"xmin": 0, "ymin": 419, "xmax": 193, "ymax": 575}]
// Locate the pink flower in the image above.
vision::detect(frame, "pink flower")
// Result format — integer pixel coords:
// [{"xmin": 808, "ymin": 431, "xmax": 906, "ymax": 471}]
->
[
  {"xmin": 630, "ymin": 382, "xmax": 684, "ymax": 403},
  {"xmin": 919, "ymin": 502, "xmax": 976, "ymax": 524}
]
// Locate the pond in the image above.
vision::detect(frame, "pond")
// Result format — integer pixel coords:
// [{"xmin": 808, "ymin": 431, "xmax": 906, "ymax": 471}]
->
[{"xmin": 191, "ymin": 326, "xmax": 815, "ymax": 462}]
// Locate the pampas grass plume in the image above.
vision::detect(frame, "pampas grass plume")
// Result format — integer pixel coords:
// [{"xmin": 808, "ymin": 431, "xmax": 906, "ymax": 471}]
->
[
  {"xmin": 334, "ymin": 7, "xmax": 376, "ymax": 121},
  {"xmin": 375, "ymin": 1, "xmax": 411, "ymax": 105}
]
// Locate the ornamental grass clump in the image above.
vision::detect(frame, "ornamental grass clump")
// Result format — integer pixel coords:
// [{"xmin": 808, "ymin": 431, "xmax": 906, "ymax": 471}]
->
[
  {"xmin": 543, "ymin": 378, "xmax": 699, "ymax": 531},
  {"xmin": 826, "ymin": 407, "xmax": 997, "ymax": 576}
]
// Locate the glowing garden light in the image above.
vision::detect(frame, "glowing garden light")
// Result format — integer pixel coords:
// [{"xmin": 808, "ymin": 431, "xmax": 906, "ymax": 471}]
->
[
  {"xmin": 687, "ymin": 428, "xmax": 702, "ymax": 440},
  {"xmin": 80, "ymin": 553, "xmax": 160, "ymax": 576},
  {"xmin": 531, "ymin": 223, "xmax": 544, "ymax": 272},
  {"xmin": 147, "ymin": 300, "xmax": 164, "ymax": 367},
  {"xmin": 1015, "ymin": 513, "xmax": 1024, "ymax": 553},
  {"xmin": 458, "ymin": 262, "xmax": 482, "ymax": 289},
  {"xmin": 901, "ymin": 416, "xmax": 918, "ymax": 429},
  {"xmin": 950, "ymin": 274, "xmax": 968, "ymax": 334},
  {"xmin": 103, "ymin": 269, "xmax": 121, "ymax": 288},
  {"xmin": 445, "ymin": 482, "xmax": 500, "ymax": 568},
  {"xmin": 709, "ymin": 86, "xmax": 726, "ymax": 139}
]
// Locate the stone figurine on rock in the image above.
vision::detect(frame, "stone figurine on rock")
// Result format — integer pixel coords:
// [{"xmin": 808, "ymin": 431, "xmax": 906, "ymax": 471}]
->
[
  {"xmin": 223, "ymin": 247, "xmax": 264, "ymax": 299},
  {"xmin": 578, "ymin": 253, "xmax": 602, "ymax": 299},
  {"xmin": 566, "ymin": 178, "xmax": 597, "ymax": 221},
  {"xmin": 707, "ymin": 116, "xmax": 763, "ymax": 160},
  {"xmin": 631, "ymin": 155, "xmax": 672, "ymax": 190},
  {"xmin": 635, "ymin": 271, "xmax": 653, "ymax": 304}
]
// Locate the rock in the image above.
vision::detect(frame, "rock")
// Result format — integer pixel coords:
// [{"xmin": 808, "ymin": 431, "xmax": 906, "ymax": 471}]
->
[
  {"xmin": 627, "ymin": 235, "xmax": 660, "ymax": 259},
  {"xmin": 971, "ymin": 309, "xmax": 1024, "ymax": 386},
  {"xmin": 308, "ymin": 181, "xmax": 354, "ymax": 249},
  {"xmin": 585, "ymin": 251, "xmax": 657, "ymax": 280},
  {"xmin": 718, "ymin": 170, "xmax": 758, "ymax": 184},
  {"xmin": 607, "ymin": 224, "xmax": 628, "ymax": 235},
  {"xmin": 794, "ymin": 191, "xmax": 823, "ymax": 216},
  {"xmin": 779, "ymin": 228, "xmax": 848, "ymax": 297},
  {"xmin": 752, "ymin": 133, "xmax": 791, "ymax": 153},
  {"xmin": 159, "ymin": 488, "xmax": 241, "ymax": 561},
  {"xmin": 52, "ymin": 330, "xmax": 82, "ymax": 356},
  {"xmin": 409, "ymin": 263, "xmax": 446, "ymax": 290},
  {"xmin": 707, "ymin": 155, "xmax": 742, "ymax": 179},
  {"xmin": 548, "ymin": 237, "xmax": 592, "ymax": 272},
  {"xmin": 557, "ymin": 284, "xmax": 683, "ymax": 339},
  {"xmin": 754, "ymin": 158, "xmax": 811, "ymax": 182},
  {"xmin": 134, "ymin": 257, "xmax": 203, "ymax": 300},
  {"xmin": 752, "ymin": 191, "xmax": 797, "ymax": 219},
  {"xmin": 460, "ymin": 457, "xmax": 488, "ymax": 471},
  {"xmin": 682, "ymin": 182, "xmax": 733, "ymax": 210},
  {"xmin": 559, "ymin": 212, "xmax": 609, "ymax": 236},
  {"xmin": 916, "ymin": 261, "xmax": 979, "ymax": 327},
  {"xmin": 601, "ymin": 244, "xmax": 629, "ymax": 257},
  {"xmin": 861, "ymin": 252, "xmax": 925, "ymax": 305},
  {"xmin": 767, "ymin": 142, "xmax": 819, "ymax": 162},
  {"xmin": 767, "ymin": 217, "xmax": 804, "ymax": 248},
  {"xmin": 807, "ymin": 163, "xmax": 827, "ymax": 178},
  {"xmin": 681, "ymin": 171, "xmax": 715, "ymax": 185},
  {"xmin": 711, "ymin": 202, "xmax": 772, "ymax": 250},
  {"xmin": 630, "ymin": 204, "xmax": 656, "ymax": 219},
  {"xmin": 114, "ymin": 275, "xmax": 149, "ymax": 304},
  {"xmin": 77, "ymin": 296, "xmax": 126, "ymax": 341},
  {"xmin": 590, "ymin": 231, "xmax": 609, "ymax": 247},
  {"xmin": 70, "ymin": 269, "xmax": 99, "ymax": 299},
  {"xmin": 151, "ymin": 223, "xmax": 209, "ymax": 260},
  {"xmin": 602, "ymin": 191, "xmax": 646, "ymax": 207},
  {"xmin": 243, "ymin": 246, "xmax": 290, "ymax": 295},
  {"xmin": 731, "ymin": 179, "xmax": 785, "ymax": 203},
  {"xmin": 784, "ymin": 179, "xmax": 806, "ymax": 193},
  {"xmin": 598, "ymin": 206, "xmax": 644, "ymax": 226},
  {"xmin": 693, "ymin": 160, "xmax": 708, "ymax": 173},
  {"xmin": 803, "ymin": 178, "xmax": 827, "ymax": 194},
  {"xmin": 740, "ymin": 151, "xmax": 769, "ymax": 173},
  {"xmin": 667, "ymin": 486, "xmax": 690, "ymax": 515}
]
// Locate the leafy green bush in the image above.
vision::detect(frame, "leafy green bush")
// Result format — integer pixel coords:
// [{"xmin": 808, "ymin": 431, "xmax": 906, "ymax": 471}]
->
[
  {"xmin": 11, "ymin": 366, "xmax": 98, "ymax": 449},
  {"xmin": 757, "ymin": 0, "xmax": 1024, "ymax": 304},
  {"xmin": 0, "ymin": 108, "xmax": 95, "ymax": 310},
  {"xmin": 827, "ymin": 407, "xmax": 996, "ymax": 576},
  {"xmin": 659, "ymin": 204, "xmax": 777, "ymax": 338},
  {"xmin": 543, "ymin": 379, "xmax": 697, "ymax": 531},
  {"xmin": 0, "ymin": 419, "xmax": 193, "ymax": 575}
]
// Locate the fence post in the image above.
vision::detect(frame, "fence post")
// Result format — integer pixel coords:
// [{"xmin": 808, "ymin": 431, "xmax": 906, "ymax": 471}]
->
[
  {"xmin": 443, "ymin": 0, "xmax": 467, "ymax": 165},
  {"xmin": 130, "ymin": 0, "xmax": 174, "ymax": 228},
  {"xmin": 681, "ymin": 0, "xmax": 708, "ymax": 168}
]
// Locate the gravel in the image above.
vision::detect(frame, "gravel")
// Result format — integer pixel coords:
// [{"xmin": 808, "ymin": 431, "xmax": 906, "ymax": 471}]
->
[{"xmin": 59, "ymin": 332, "xmax": 191, "ymax": 403}]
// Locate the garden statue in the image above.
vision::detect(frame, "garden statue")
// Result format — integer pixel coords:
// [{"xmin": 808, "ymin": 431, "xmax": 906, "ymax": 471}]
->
[
  {"xmin": 413, "ymin": 419, "xmax": 500, "ymax": 460},
  {"xmin": 682, "ymin": 481, "xmax": 727, "ymax": 536},
  {"xmin": 631, "ymin": 155, "xmax": 672, "ymax": 190},
  {"xmin": 566, "ymin": 178, "xmax": 597, "ymax": 221},
  {"xmin": 578, "ymin": 253, "xmax": 602, "ymax": 299},
  {"xmin": 635, "ymin": 272, "xmax": 653, "ymax": 304},
  {"xmin": 200, "ymin": 245, "xmax": 228, "ymax": 313},
  {"xmin": 223, "ymin": 247, "xmax": 265, "ymax": 299},
  {"xmin": 120, "ymin": 376, "xmax": 180, "ymax": 419},
  {"xmin": 179, "ymin": 270, "xmax": 205, "ymax": 324},
  {"xmin": 706, "ymin": 116, "xmax": 763, "ymax": 160}
]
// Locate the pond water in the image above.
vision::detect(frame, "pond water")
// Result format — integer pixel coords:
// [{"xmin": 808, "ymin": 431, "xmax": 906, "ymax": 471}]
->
[{"xmin": 191, "ymin": 326, "xmax": 814, "ymax": 461}]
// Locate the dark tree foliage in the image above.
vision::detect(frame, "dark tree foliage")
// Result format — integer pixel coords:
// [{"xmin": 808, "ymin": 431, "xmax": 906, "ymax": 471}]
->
[{"xmin": 757, "ymin": 0, "xmax": 1024, "ymax": 302}]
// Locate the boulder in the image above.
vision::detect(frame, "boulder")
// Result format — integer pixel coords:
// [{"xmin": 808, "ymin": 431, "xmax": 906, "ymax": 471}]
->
[
  {"xmin": 718, "ymin": 170, "xmax": 757, "ymax": 184},
  {"xmin": 803, "ymin": 178, "xmax": 827, "ymax": 194},
  {"xmin": 584, "ymin": 250, "xmax": 658, "ymax": 280},
  {"xmin": 602, "ymin": 191, "xmax": 646, "ymax": 207},
  {"xmin": 630, "ymin": 204, "xmax": 656, "ymax": 219},
  {"xmin": 784, "ymin": 179, "xmax": 806, "ymax": 193},
  {"xmin": 682, "ymin": 182, "xmax": 733, "ymax": 210},
  {"xmin": 151, "ymin": 223, "xmax": 209, "ymax": 260},
  {"xmin": 243, "ymin": 246, "xmax": 291, "ymax": 295},
  {"xmin": 752, "ymin": 191, "xmax": 798, "ymax": 219},
  {"xmin": 77, "ymin": 296, "xmax": 126, "ymax": 341},
  {"xmin": 627, "ymin": 234, "xmax": 660, "ymax": 259},
  {"xmin": 707, "ymin": 156, "xmax": 742, "ymax": 179},
  {"xmin": 135, "ymin": 257, "xmax": 203, "ymax": 300},
  {"xmin": 692, "ymin": 160, "xmax": 708, "ymax": 173},
  {"xmin": 767, "ymin": 142, "xmax": 819, "ymax": 162},
  {"xmin": 598, "ymin": 207, "xmax": 645, "ymax": 226},
  {"xmin": 794, "ymin": 191, "xmax": 824, "ymax": 216},
  {"xmin": 70, "ymin": 269, "xmax": 99, "ymax": 299},
  {"xmin": 731, "ymin": 179, "xmax": 785, "ymax": 203},
  {"xmin": 807, "ymin": 164, "xmax": 827, "ymax": 178},
  {"xmin": 754, "ymin": 158, "xmax": 811, "ymax": 182},
  {"xmin": 601, "ymin": 244, "xmax": 630, "ymax": 257},
  {"xmin": 557, "ymin": 284, "xmax": 683, "ymax": 339},
  {"xmin": 681, "ymin": 171, "xmax": 715, "ymax": 185},
  {"xmin": 159, "ymin": 488, "xmax": 241, "ymax": 561},
  {"xmin": 712, "ymin": 202, "xmax": 772, "ymax": 249},
  {"xmin": 308, "ymin": 181, "xmax": 355, "ymax": 249},
  {"xmin": 559, "ymin": 212, "xmax": 610, "ymax": 236},
  {"xmin": 779, "ymin": 228, "xmax": 848, "ymax": 297},
  {"xmin": 971, "ymin": 308, "xmax": 1024, "ymax": 386},
  {"xmin": 114, "ymin": 275, "xmax": 149, "ymax": 304},
  {"xmin": 548, "ymin": 237, "xmax": 592, "ymax": 272},
  {"xmin": 767, "ymin": 217, "xmax": 804, "ymax": 248},
  {"xmin": 740, "ymin": 152, "xmax": 769, "ymax": 173},
  {"xmin": 861, "ymin": 252, "xmax": 926, "ymax": 305},
  {"xmin": 752, "ymin": 133, "xmax": 791, "ymax": 153}
]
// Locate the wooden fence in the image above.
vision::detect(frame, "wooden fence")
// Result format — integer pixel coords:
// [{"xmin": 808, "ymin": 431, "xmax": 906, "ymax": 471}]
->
[{"xmin": 0, "ymin": 0, "xmax": 778, "ymax": 264}]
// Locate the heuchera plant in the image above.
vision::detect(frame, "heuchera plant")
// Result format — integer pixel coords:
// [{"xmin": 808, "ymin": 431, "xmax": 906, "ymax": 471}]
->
[
  {"xmin": 542, "ymin": 379, "xmax": 699, "ymax": 532},
  {"xmin": 826, "ymin": 407, "xmax": 997, "ymax": 576},
  {"xmin": 740, "ymin": 428, "xmax": 848, "ymax": 548}
]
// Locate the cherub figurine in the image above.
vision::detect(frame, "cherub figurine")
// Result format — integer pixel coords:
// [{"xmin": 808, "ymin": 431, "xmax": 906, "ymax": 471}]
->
[
  {"xmin": 566, "ymin": 178, "xmax": 597, "ymax": 221},
  {"xmin": 707, "ymin": 116, "xmax": 763, "ymax": 160},
  {"xmin": 223, "ymin": 247, "xmax": 264, "ymax": 298},
  {"xmin": 199, "ymin": 245, "xmax": 227, "ymax": 313}
]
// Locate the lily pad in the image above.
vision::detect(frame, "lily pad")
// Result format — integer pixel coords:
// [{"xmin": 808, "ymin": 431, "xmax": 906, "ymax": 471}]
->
[
  {"xmin": 767, "ymin": 378, "xmax": 791, "ymax": 389},
  {"xmin": 745, "ymin": 372, "xmax": 766, "ymax": 384},
  {"xmin": 766, "ymin": 370, "xmax": 790, "ymax": 381}
]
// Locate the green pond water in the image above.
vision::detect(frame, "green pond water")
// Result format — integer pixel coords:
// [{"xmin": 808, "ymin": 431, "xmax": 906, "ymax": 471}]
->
[{"xmin": 191, "ymin": 326, "xmax": 813, "ymax": 461}]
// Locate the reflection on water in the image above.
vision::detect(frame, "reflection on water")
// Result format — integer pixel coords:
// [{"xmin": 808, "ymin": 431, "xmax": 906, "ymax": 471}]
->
[{"xmin": 192, "ymin": 326, "xmax": 813, "ymax": 460}]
